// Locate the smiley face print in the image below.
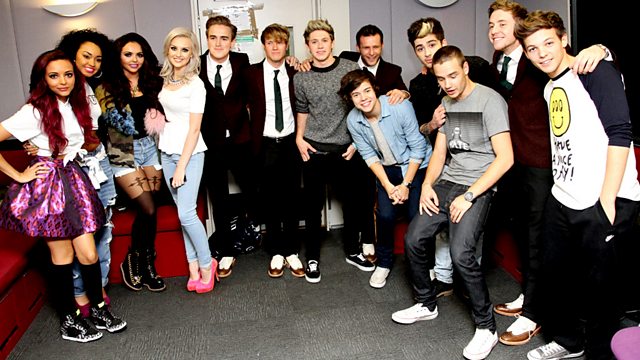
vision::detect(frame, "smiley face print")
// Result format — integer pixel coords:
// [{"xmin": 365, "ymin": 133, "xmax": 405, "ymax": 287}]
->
[{"xmin": 549, "ymin": 87, "xmax": 570, "ymax": 137}]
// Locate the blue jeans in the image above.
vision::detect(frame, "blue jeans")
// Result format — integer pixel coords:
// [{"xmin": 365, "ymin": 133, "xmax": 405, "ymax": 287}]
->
[
  {"xmin": 160, "ymin": 151, "xmax": 212, "ymax": 269},
  {"xmin": 405, "ymin": 180, "xmax": 495, "ymax": 331},
  {"xmin": 375, "ymin": 166, "xmax": 425, "ymax": 269},
  {"xmin": 74, "ymin": 144, "xmax": 116, "ymax": 295}
]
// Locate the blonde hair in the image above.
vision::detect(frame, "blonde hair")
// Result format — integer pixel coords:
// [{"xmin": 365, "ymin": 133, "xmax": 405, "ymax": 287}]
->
[
  {"xmin": 303, "ymin": 19, "xmax": 334, "ymax": 44},
  {"xmin": 160, "ymin": 27, "xmax": 201, "ymax": 81}
]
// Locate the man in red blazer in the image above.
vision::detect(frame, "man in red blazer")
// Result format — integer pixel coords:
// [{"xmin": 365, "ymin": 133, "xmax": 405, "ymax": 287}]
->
[
  {"xmin": 199, "ymin": 15, "xmax": 257, "ymax": 278},
  {"xmin": 244, "ymin": 23, "xmax": 305, "ymax": 279}
]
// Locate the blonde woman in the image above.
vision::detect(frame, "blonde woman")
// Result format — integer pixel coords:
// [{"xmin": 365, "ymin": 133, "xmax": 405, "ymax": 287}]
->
[{"xmin": 158, "ymin": 27, "xmax": 216, "ymax": 293}]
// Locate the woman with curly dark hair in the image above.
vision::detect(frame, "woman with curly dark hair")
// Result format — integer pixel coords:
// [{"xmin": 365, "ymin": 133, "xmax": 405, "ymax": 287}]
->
[
  {"xmin": 95, "ymin": 32, "xmax": 166, "ymax": 292},
  {"xmin": 43, "ymin": 27, "xmax": 121, "ymax": 319},
  {"xmin": 0, "ymin": 49, "xmax": 126, "ymax": 342}
]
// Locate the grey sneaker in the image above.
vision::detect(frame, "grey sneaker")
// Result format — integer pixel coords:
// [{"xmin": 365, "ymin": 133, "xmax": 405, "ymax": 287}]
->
[{"xmin": 527, "ymin": 341, "xmax": 584, "ymax": 360}]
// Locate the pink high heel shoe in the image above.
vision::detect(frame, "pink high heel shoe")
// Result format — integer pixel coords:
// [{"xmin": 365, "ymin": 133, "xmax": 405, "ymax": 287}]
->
[
  {"xmin": 187, "ymin": 270, "xmax": 201, "ymax": 292},
  {"xmin": 196, "ymin": 259, "xmax": 219, "ymax": 294},
  {"xmin": 187, "ymin": 278, "xmax": 200, "ymax": 292}
]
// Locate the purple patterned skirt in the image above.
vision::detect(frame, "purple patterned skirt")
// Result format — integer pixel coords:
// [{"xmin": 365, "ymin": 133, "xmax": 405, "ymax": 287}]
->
[{"xmin": 0, "ymin": 156, "xmax": 105, "ymax": 238}]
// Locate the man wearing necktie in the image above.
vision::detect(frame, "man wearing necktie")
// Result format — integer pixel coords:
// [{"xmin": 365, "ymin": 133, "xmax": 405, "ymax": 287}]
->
[
  {"xmin": 244, "ymin": 23, "xmax": 305, "ymax": 279},
  {"xmin": 199, "ymin": 15, "xmax": 258, "ymax": 278},
  {"xmin": 487, "ymin": 0, "xmax": 610, "ymax": 348}
]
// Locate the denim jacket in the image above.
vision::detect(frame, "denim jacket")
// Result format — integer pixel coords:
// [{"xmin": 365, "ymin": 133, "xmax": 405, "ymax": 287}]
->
[{"xmin": 347, "ymin": 95, "xmax": 431, "ymax": 177}]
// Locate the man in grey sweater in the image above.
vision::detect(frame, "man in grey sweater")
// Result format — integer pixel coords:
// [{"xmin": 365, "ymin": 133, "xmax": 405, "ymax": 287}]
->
[{"xmin": 294, "ymin": 19, "xmax": 375, "ymax": 283}]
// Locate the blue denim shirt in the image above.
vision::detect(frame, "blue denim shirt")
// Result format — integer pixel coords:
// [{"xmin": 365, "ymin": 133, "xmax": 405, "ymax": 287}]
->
[{"xmin": 347, "ymin": 95, "xmax": 431, "ymax": 177}]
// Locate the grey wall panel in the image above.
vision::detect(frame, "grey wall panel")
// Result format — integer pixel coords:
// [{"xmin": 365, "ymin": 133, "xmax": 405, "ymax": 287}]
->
[{"xmin": 0, "ymin": 0, "xmax": 25, "ymax": 120}]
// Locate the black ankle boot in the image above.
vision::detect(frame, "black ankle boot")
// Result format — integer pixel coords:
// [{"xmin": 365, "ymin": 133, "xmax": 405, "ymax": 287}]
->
[
  {"xmin": 141, "ymin": 248, "xmax": 166, "ymax": 292},
  {"xmin": 120, "ymin": 249, "xmax": 142, "ymax": 291}
]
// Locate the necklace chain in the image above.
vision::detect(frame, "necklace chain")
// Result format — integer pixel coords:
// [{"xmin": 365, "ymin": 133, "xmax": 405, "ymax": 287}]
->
[{"xmin": 165, "ymin": 76, "xmax": 187, "ymax": 86}]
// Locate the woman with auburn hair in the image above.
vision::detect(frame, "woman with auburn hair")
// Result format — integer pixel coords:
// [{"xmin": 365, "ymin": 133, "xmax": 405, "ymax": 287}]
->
[
  {"xmin": 96, "ymin": 32, "xmax": 166, "ymax": 292},
  {"xmin": 0, "ymin": 49, "xmax": 126, "ymax": 342},
  {"xmin": 158, "ymin": 27, "xmax": 216, "ymax": 293}
]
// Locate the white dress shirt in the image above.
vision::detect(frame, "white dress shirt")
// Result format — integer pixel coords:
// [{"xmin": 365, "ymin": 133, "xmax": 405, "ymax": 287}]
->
[{"xmin": 262, "ymin": 61, "xmax": 295, "ymax": 138}]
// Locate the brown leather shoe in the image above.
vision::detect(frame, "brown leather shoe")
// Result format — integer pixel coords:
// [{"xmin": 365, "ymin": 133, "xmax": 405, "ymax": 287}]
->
[
  {"xmin": 498, "ymin": 324, "xmax": 541, "ymax": 346},
  {"xmin": 494, "ymin": 303, "xmax": 523, "ymax": 317},
  {"xmin": 268, "ymin": 255, "xmax": 285, "ymax": 278},
  {"xmin": 218, "ymin": 257, "xmax": 236, "ymax": 278},
  {"xmin": 284, "ymin": 254, "xmax": 306, "ymax": 278},
  {"xmin": 364, "ymin": 254, "xmax": 377, "ymax": 263}
]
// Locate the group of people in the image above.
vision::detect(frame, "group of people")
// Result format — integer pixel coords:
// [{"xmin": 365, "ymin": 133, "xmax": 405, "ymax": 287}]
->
[{"xmin": 0, "ymin": 1, "xmax": 637, "ymax": 359}]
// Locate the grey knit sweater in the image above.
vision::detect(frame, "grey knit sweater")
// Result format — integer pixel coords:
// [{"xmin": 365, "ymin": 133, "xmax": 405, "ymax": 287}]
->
[{"xmin": 294, "ymin": 57, "xmax": 359, "ymax": 146}]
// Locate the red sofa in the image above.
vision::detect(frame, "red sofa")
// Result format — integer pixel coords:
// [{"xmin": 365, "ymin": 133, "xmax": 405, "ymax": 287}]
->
[
  {"xmin": 108, "ymin": 191, "xmax": 207, "ymax": 284},
  {"xmin": 0, "ymin": 143, "xmax": 47, "ymax": 360}
]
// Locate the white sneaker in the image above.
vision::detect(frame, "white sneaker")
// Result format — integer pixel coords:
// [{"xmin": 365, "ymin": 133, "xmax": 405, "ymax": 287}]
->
[
  {"xmin": 362, "ymin": 243, "xmax": 375, "ymax": 255},
  {"xmin": 527, "ymin": 341, "xmax": 584, "ymax": 360},
  {"xmin": 463, "ymin": 328, "xmax": 498, "ymax": 360},
  {"xmin": 391, "ymin": 303, "xmax": 438, "ymax": 324},
  {"xmin": 369, "ymin": 267, "xmax": 390, "ymax": 288}
]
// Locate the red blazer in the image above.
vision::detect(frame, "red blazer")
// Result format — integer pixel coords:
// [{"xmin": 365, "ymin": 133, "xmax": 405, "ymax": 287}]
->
[
  {"xmin": 244, "ymin": 60, "xmax": 297, "ymax": 155},
  {"xmin": 199, "ymin": 51, "xmax": 250, "ymax": 147},
  {"xmin": 492, "ymin": 51, "xmax": 551, "ymax": 168},
  {"xmin": 339, "ymin": 51, "xmax": 407, "ymax": 95}
]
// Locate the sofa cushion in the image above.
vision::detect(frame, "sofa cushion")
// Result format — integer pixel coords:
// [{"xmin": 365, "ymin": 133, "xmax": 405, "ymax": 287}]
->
[
  {"xmin": 0, "ymin": 230, "xmax": 38, "ymax": 295},
  {"xmin": 111, "ymin": 203, "xmax": 183, "ymax": 236}
]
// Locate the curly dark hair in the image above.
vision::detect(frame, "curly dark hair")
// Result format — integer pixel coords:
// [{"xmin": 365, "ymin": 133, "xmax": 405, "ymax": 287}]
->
[
  {"xmin": 101, "ymin": 32, "xmax": 163, "ymax": 114},
  {"xmin": 56, "ymin": 28, "xmax": 114, "ymax": 89}
]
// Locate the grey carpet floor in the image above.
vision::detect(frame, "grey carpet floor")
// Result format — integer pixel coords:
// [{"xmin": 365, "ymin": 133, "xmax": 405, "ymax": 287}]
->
[{"xmin": 9, "ymin": 230, "xmax": 559, "ymax": 360}]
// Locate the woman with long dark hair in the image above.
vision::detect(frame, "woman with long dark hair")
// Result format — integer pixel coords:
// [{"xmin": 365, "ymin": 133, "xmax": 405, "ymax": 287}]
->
[
  {"xmin": 54, "ymin": 27, "xmax": 118, "ymax": 317},
  {"xmin": 95, "ymin": 32, "xmax": 166, "ymax": 292},
  {"xmin": 0, "ymin": 49, "xmax": 126, "ymax": 342}
]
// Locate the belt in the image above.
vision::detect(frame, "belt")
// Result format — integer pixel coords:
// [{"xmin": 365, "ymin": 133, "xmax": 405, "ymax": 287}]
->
[{"xmin": 263, "ymin": 134, "xmax": 293, "ymax": 143}]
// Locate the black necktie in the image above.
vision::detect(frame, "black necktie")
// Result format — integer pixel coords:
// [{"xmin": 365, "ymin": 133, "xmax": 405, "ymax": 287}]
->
[
  {"xmin": 215, "ymin": 64, "xmax": 223, "ymax": 95},
  {"xmin": 500, "ymin": 56, "xmax": 512, "ymax": 90},
  {"xmin": 274, "ymin": 70, "xmax": 283, "ymax": 132}
]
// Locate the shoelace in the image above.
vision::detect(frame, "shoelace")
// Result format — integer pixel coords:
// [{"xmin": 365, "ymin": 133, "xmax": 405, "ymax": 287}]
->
[
  {"xmin": 537, "ymin": 342, "xmax": 564, "ymax": 356},
  {"xmin": 308, "ymin": 262, "xmax": 318, "ymax": 272}
]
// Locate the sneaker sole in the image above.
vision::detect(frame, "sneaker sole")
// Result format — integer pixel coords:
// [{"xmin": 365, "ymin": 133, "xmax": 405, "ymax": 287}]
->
[
  {"xmin": 345, "ymin": 258, "xmax": 375, "ymax": 272},
  {"xmin": 305, "ymin": 274, "xmax": 321, "ymax": 283},
  {"xmin": 526, "ymin": 350, "xmax": 584, "ymax": 360},
  {"xmin": 391, "ymin": 311, "xmax": 438, "ymax": 324},
  {"xmin": 94, "ymin": 321, "xmax": 128, "ymax": 333},
  {"xmin": 62, "ymin": 332, "xmax": 103, "ymax": 343},
  {"xmin": 463, "ymin": 335, "xmax": 498, "ymax": 360},
  {"xmin": 369, "ymin": 279, "xmax": 386, "ymax": 288}
]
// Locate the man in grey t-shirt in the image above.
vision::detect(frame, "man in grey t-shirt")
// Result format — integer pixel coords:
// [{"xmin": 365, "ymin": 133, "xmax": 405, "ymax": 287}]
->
[
  {"xmin": 293, "ymin": 19, "xmax": 375, "ymax": 283},
  {"xmin": 391, "ymin": 46, "xmax": 513, "ymax": 360}
]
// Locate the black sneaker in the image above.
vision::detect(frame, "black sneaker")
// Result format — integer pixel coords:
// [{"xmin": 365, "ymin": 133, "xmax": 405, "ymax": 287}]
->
[
  {"xmin": 60, "ymin": 310, "xmax": 103, "ymax": 343},
  {"xmin": 345, "ymin": 253, "xmax": 375, "ymax": 272},
  {"xmin": 433, "ymin": 279, "xmax": 454, "ymax": 298},
  {"xmin": 305, "ymin": 260, "xmax": 321, "ymax": 283},
  {"xmin": 89, "ymin": 303, "xmax": 127, "ymax": 333}
]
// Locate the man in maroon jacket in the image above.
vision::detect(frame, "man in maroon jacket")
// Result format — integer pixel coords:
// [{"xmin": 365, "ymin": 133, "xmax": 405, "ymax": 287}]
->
[
  {"xmin": 487, "ymin": 0, "xmax": 609, "ymax": 347},
  {"xmin": 244, "ymin": 23, "xmax": 305, "ymax": 279},
  {"xmin": 199, "ymin": 15, "xmax": 257, "ymax": 278}
]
